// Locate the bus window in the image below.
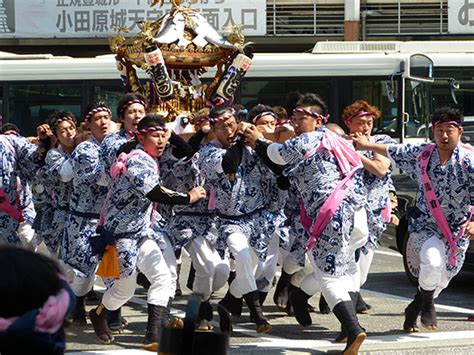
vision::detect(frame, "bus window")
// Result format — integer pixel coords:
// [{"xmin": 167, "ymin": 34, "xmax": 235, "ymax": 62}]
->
[
  {"xmin": 404, "ymin": 80, "xmax": 432, "ymax": 140},
  {"xmin": 432, "ymin": 68, "xmax": 474, "ymax": 121},
  {"xmin": 239, "ymin": 79, "xmax": 330, "ymax": 111},
  {"xmin": 8, "ymin": 83, "xmax": 82, "ymax": 136},
  {"xmin": 91, "ymin": 82, "xmax": 126, "ymax": 120},
  {"xmin": 352, "ymin": 79, "xmax": 399, "ymax": 138}
]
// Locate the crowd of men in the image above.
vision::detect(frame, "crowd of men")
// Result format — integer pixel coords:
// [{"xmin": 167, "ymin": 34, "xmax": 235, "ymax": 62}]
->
[{"xmin": 0, "ymin": 91, "xmax": 472, "ymax": 355}]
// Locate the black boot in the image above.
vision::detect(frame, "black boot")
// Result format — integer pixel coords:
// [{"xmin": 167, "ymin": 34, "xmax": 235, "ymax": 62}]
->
[
  {"xmin": 137, "ymin": 272, "xmax": 151, "ymax": 291},
  {"xmin": 273, "ymin": 270, "xmax": 291, "ymax": 310},
  {"xmin": 142, "ymin": 303, "xmax": 170, "ymax": 352},
  {"xmin": 218, "ymin": 290, "xmax": 243, "ymax": 317},
  {"xmin": 403, "ymin": 290, "xmax": 422, "ymax": 333},
  {"xmin": 335, "ymin": 292, "xmax": 358, "ymax": 343},
  {"xmin": 197, "ymin": 300, "xmax": 214, "ymax": 330},
  {"xmin": 319, "ymin": 294, "xmax": 331, "ymax": 314},
  {"xmin": 259, "ymin": 291, "xmax": 268, "ymax": 306},
  {"xmin": 243, "ymin": 291, "xmax": 271, "ymax": 333},
  {"xmin": 420, "ymin": 288, "xmax": 437, "ymax": 331},
  {"xmin": 175, "ymin": 263, "xmax": 182, "ymax": 297},
  {"xmin": 107, "ymin": 307, "xmax": 127, "ymax": 333},
  {"xmin": 71, "ymin": 296, "xmax": 87, "ymax": 326},
  {"xmin": 284, "ymin": 283, "xmax": 298, "ymax": 316},
  {"xmin": 333, "ymin": 301, "xmax": 366, "ymax": 355},
  {"xmin": 289, "ymin": 287, "xmax": 312, "ymax": 327},
  {"xmin": 356, "ymin": 292, "xmax": 372, "ymax": 314},
  {"xmin": 89, "ymin": 303, "xmax": 114, "ymax": 343}
]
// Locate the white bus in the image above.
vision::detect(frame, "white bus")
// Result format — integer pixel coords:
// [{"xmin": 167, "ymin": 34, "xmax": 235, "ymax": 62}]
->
[{"xmin": 0, "ymin": 40, "xmax": 472, "ymax": 139}]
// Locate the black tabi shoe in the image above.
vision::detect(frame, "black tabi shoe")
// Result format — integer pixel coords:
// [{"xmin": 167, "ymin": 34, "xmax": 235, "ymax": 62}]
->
[
  {"xmin": 403, "ymin": 290, "xmax": 422, "ymax": 333},
  {"xmin": 419, "ymin": 288, "xmax": 438, "ymax": 331},
  {"xmin": 243, "ymin": 291, "xmax": 271, "ymax": 333},
  {"xmin": 333, "ymin": 301, "xmax": 367, "ymax": 355},
  {"xmin": 289, "ymin": 287, "xmax": 312, "ymax": 327}
]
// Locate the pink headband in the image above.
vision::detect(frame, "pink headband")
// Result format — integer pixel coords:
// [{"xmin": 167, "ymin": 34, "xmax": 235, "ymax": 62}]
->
[
  {"xmin": 119, "ymin": 99, "xmax": 147, "ymax": 114},
  {"xmin": 53, "ymin": 116, "xmax": 76, "ymax": 131},
  {"xmin": 276, "ymin": 119, "xmax": 290, "ymax": 126},
  {"xmin": 252, "ymin": 111, "xmax": 277, "ymax": 124},
  {"xmin": 0, "ymin": 275, "xmax": 72, "ymax": 334},
  {"xmin": 345, "ymin": 111, "xmax": 375, "ymax": 123},
  {"xmin": 85, "ymin": 107, "xmax": 112, "ymax": 121},
  {"xmin": 433, "ymin": 120, "xmax": 462, "ymax": 129},
  {"xmin": 137, "ymin": 126, "xmax": 168, "ymax": 135},
  {"xmin": 209, "ymin": 108, "xmax": 236, "ymax": 124},
  {"xmin": 292, "ymin": 108, "xmax": 330, "ymax": 123}
]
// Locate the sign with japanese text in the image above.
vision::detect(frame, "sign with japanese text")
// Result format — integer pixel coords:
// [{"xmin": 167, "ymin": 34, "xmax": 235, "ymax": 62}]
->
[
  {"xmin": 448, "ymin": 0, "xmax": 474, "ymax": 33},
  {"xmin": 0, "ymin": 0, "xmax": 266, "ymax": 38}
]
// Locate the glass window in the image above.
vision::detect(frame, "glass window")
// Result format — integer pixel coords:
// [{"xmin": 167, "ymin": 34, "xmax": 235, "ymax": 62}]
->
[
  {"xmin": 404, "ymin": 81, "xmax": 432, "ymax": 139},
  {"xmin": 8, "ymin": 83, "xmax": 82, "ymax": 136},
  {"xmin": 352, "ymin": 79, "xmax": 399, "ymax": 138},
  {"xmin": 239, "ymin": 78, "xmax": 330, "ymax": 111},
  {"xmin": 91, "ymin": 82, "xmax": 127, "ymax": 121}
]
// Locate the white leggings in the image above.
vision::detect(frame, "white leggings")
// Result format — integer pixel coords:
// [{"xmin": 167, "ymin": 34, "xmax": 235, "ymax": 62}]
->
[
  {"xmin": 418, "ymin": 236, "xmax": 450, "ymax": 298},
  {"xmin": 102, "ymin": 238, "xmax": 173, "ymax": 310},
  {"xmin": 301, "ymin": 208, "xmax": 368, "ymax": 308},
  {"xmin": 185, "ymin": 236, "xmax": 230, "ymax": 300},
  {"xmin": 226, "ymin": 232, "xmax": 260, "ymax": 298},
  {"xmin": 255, "ymin": 232, "xmax": 280, "ymax": 293}
]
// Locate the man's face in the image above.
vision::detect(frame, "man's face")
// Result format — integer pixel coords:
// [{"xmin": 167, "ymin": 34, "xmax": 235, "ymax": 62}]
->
[
  {"xmin": 138, "ymin": 129, "xmax": 170, "ymax": 159},
  {"xmin": 122, "ymin": 103, "xmax": 146, "ymax": 132},
  {"xmin": 291, "ymin": 106, "xmax": 322, "ymax": 136},
  {"xmin": 255, "ymin": 114, "xmax": 277, "ymax": 134},
  {"xmin": 87, "ymin": 111, "xmax": 111, "ymax": 143},
  {"xmin": 346, "ymin": 114, "xmax": 374, "ymax": 136},
  {"xmin": 212, "ymin": 116, "xmax": 238, "ymax": 148},
  {"xmin": 433, "ymin": 122, "xmax": 462, "ymax": 152}
]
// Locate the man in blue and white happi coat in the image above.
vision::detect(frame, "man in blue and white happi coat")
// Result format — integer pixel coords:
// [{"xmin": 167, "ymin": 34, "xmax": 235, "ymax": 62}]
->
[
  {"xmin": 43, "ymin": 111, "xmax": 78, "ymax": 255},
  {"xmin": 245, "ymin": 93, "xmax": 369, "ymax": 355},
  {"xmin": 0, "ymin": 125, "xmax": 50, "ymax": 246},
  {"xmin": 198, "ymin": 105, "xmax": 275, "ymax": 334},
  {"xmin": 352, "ymin": 106, "xmax": 474, "ymax": 333},
  {"xmin": 61, "ymin": 100, "xmax": 112, "ymax": 325},
  {"xmin": 342, "ymin": 100, "xmax": 396, "ymax": 317},
  {"xmin": 88, "ymin": 114, "xmax": 206, "ymax": 350}
]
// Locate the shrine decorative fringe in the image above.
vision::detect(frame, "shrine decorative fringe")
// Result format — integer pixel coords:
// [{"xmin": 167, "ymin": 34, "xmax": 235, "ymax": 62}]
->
[{"xmin": 96, "ymin": 244, "xmax": 120, "ymax": 278}]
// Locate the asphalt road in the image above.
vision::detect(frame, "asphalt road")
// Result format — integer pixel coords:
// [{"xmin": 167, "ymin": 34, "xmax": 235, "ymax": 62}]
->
[{"xmin": 66, "ymin": 243, "xmax": 474, "ymax": 354}]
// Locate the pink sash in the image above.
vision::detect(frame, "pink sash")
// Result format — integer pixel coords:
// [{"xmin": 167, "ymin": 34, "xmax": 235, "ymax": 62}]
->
[
  {"xmin": 301, "ymin": 131, "xmax": 363, "ymax": 250},
  {"xmin": 418, "ymin": 143, "xmax": 473, "ymax": 266},
  {"xmin": 0, "ymin": 138, "xmax": 24, "ymax": 222}
]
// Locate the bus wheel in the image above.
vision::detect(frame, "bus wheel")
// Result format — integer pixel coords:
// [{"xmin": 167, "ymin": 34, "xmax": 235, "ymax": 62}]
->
[{"xmin": 402, "ymin": 231, "xmax": 419, "ymax": 287}]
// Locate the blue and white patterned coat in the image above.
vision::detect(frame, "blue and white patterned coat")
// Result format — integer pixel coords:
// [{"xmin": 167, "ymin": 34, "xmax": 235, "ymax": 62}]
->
[
  {"xmin": 276, "ymin": 129, "xmax": 367, "ymax": 276},
  {"xmin": 388, "ymin": 142, "xmax": 474, "ymax": 280},
  {"xmin": 62, "ymin": 136, "xmax": 108, "ymax": 278},
  {"xmin": 0, "ymin": 135, "xmax": 42, "ymax": 245},
  {"xmin": 32, "ymin": 165, "xmax": 55, "ymax": 248},
  {"xmin": 285, "ymin": 186, "xmax": 309, "ymax": 267},
  {"xmin": 197, "ymin": 140, "xmax": 276, "ymax": 260},
  {"xmin": 43, "ymin": 146, "xmax": 74, "ymax": 253},
  {"xmin": 165, "ymin": 154, "xmax": 219, "ymax": 250},
  {"xmin": 263, "ymin": 175, "xmax": 289, "ymax": 250},
  {"xmin": 362, "ymin": 134, "xmax": 395, "ymax": 251},
  {"xmin": 102, "ymin": 148, "xmax": 162, "ymax": 277},
  {"xmin": 99, "ymin": 129, "xmax": 130, "ymax": 185}
]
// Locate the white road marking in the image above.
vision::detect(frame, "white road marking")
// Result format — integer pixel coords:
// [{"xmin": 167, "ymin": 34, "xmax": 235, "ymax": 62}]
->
[{"xmin": 362, "ymin": 289, "xmax": 474, "ymax": 313}]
